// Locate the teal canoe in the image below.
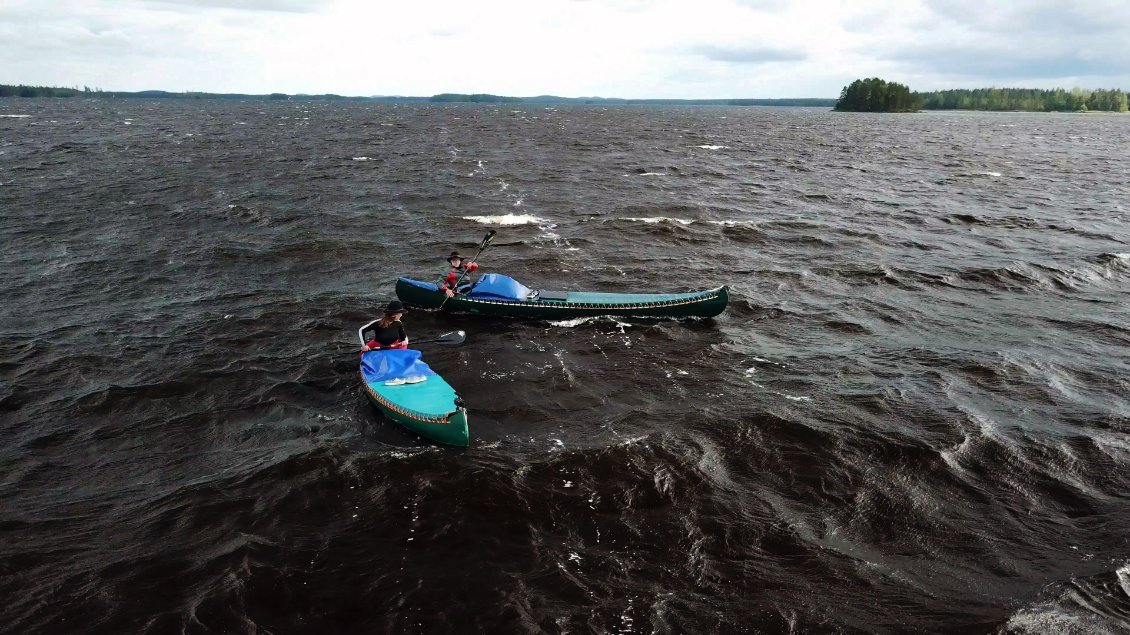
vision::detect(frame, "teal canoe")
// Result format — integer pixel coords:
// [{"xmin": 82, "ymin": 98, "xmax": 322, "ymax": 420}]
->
[
  {"xmin": 357, "ymin": 324, "xmax": 468, "ymax": 446},
  {"xmin": 395, "ymin": 274, "xmax": 729, "ymax": 320}
]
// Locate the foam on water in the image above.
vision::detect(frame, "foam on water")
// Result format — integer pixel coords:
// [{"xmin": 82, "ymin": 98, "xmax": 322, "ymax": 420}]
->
[
  {"xmin": 548, "ymin": 316, "xmax": 610, "ymax": 328},
  {"xmin": 462, "ymin": 213, "xmax": 547, "ymax": 225},
  {"xmin": 620, "ymin": 216, "xmax": 695, "ymax": 225}
]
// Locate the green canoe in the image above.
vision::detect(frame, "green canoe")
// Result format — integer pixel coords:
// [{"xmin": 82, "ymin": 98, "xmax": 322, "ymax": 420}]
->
[
  {"xmin": 358, "ymin": 339, "xmax": 468, "ymax": 446},
  {"xmin": 396, "ymin": 274, "xmax": 729, "ymax": 320}
]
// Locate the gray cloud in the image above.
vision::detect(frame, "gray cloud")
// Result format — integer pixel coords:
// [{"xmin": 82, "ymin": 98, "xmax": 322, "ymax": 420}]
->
[
  {"xmin": 142, "ymin": 0, "xmax": 323, "ymax": 12},
  {"xmin": 922, "ymin": 0, "xmax": 1130, "ymax": 35},
  {"xmin": 857, "ymin": 1, "xmax": 1130, "ymax": 85},
  {"xmin": 732, "ymin": 0, "xmax": 787, "ymax": 11},
  {"xmin": 692, "ymin": 45, "xmax": 805, "ymax": 64},
  {"xmin": 882, "ymin": 46, "xmax": 1130, "ymax": 82}
]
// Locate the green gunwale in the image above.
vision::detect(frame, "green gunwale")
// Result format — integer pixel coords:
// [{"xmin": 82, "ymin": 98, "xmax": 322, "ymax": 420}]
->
[{"xmin": 361, "ymin": 372, "xmax": 469, "ymax": 447}]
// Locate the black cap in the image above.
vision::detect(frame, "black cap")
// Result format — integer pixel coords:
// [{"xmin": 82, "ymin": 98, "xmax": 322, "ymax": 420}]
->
[{"xmin": 384, "ymin": 300, "xmax": 408, "ymax": 314}]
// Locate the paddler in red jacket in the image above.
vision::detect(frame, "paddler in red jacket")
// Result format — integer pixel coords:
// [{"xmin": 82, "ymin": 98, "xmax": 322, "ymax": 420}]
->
[{"xmin": 438, "ymin": 251, "xmax": 479, "ymax": 298}]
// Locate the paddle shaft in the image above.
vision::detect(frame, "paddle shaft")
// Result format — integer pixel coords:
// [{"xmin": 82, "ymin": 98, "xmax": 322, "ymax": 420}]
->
[{"xmin": 341, "ymin": 333, "xmax": 464, "ymax": 357}]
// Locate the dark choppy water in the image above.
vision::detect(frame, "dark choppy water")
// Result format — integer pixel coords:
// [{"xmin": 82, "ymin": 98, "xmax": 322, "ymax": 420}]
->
[{"xmin": 2, "ymin": 99, "xmax": 1128, "ymax": 634}]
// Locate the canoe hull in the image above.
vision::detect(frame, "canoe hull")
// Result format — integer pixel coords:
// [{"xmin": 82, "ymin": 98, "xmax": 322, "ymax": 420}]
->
[
  {"xmin": 395, "ymin": 278, "xmax": 729, "ymax": 319},
  {"xmin": 360, "ymin": 372, "xmax": 469, "ymax": 447}
]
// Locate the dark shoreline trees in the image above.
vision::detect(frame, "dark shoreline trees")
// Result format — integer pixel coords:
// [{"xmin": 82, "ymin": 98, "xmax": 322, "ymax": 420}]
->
[
  {"xmin": 834, "ymin": 78, "xmax": 923, "ymax": 112},
  {"xmin": 918, "ymin": 87, "xmax": 1128, "ymax": 112},
  {"xmin": 833, "ymin": 78, "xmax": 1129, "ymax": 113}
]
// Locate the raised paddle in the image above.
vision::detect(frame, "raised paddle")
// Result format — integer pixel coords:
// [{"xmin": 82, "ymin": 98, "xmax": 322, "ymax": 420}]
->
[
  {"xmin": 337, "ymin": 330, "xmax": 466, "ymax": 357},
  {"xmin": 439, "ymin": 230, "xmax": 497, "ymax": 307}
]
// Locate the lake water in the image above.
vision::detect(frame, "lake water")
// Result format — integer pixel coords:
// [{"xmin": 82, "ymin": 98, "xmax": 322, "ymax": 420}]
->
[{"xmin": 1, "ymin": 100, "xmax": 1128, "ymax": 634}]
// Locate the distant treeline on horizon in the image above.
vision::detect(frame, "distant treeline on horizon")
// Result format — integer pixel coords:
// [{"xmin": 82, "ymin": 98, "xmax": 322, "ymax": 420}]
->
[
  {"xmin": 5, "ymin": 84, "xmax": 1129, "ymax": 112},
  {"xmin": 429, "ymin": 93, "xmax": 836, "ymax": 107},
  {"xmin": 917, "ymin": 87, "xmax": 1129, "ymax": 112},
  {"xmin": 0, "ymin": 85, "xmax": 834, "ymax": 107}
]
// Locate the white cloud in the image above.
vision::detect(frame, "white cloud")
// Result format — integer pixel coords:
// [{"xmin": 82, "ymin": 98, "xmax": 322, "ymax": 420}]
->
[{"xmin": 1, "ymin": 0, "xmax": 1127, "ymax": 97}]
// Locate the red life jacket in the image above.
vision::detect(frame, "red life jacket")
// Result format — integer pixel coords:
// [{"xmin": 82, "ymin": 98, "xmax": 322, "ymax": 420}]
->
[{"xmin": 439, "ymin": 262, "xmax": 478, "ymax": 291}]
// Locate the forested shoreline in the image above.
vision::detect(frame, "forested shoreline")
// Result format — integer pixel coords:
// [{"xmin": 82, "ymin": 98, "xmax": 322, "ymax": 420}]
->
[
  {"xmin": 918, "ymin": 88, "xmax": 1128, "ymax": 112},
  {"xmin": 834, "ymin": 78, "xmax": 1130, "ymax": 113}
]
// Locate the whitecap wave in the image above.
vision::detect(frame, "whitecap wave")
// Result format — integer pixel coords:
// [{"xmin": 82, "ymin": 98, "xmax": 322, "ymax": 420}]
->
[
  {"xmin": 1001, "ymin": 563, "xmax": 1130, "ymax": 635},
  {"xmin": 615, "ymin": 217, "xmax": 752, "ymax": 228},
  {"xmin": 620, "ymin": 217, "xmax": 695, "ymax": 225},
  {"xmin": 547, "ymin": 316, "xmax": 634, "ymax": 329},
  {"xmin": 462, "ymin": 213, "xmax": 547, "ymax": 226},
  {"xmin": 705, "ymin": 219, "xmax": 754, "ymax": 227},
  {"xmin": 352, "ymin": 156, "xmax": 375, "ymax": 161},
  {"xmin": 696, "ymin": 145, "xmax": 728, "ymax": 150},
  {"xmin": 0, "ymin": 114, "xmax": 31, "ymax": 118},
  {"xmin": 549, "ymin": 317, "xmax": 597, "ymax": 328}
]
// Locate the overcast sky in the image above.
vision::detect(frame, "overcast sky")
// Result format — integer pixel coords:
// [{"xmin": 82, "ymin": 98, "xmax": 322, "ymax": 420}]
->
[{"xmin": 3, "ymin": 0, "xmax": 1129, "ymax": 98}]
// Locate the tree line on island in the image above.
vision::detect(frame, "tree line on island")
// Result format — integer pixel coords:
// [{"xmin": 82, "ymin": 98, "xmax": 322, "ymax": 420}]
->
[
  {"xmin": 835, "ymin": 77, "xmax": 1129, "ymax": 113},
  {"xmin": 834, "ymin": 78, "xmax": 922, "ymax": 112}
]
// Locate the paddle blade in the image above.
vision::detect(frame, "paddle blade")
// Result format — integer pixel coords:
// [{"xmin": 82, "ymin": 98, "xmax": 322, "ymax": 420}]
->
[
  {"xmin": 480, "ymin": 230, "xmax": 497, "ymax": 250},
  {"xmin": 432, "ymin": 330, "xmax": 466, "ymax": 346}
]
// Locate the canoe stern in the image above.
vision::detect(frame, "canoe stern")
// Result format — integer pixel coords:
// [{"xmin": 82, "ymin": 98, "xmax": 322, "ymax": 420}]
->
[
  {"xmin": 396, "ymin": 277, "xmax": 447, "ymax": 309},
  {"xmin": 361, "ymin": 373, "xmax": 470, "ymax": 447}
]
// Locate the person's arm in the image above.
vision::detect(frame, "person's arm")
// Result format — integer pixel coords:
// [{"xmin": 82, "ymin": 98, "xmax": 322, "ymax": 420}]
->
[
  {"xmin": 450, "ymin": 263, "xmax": 479, "ymax": 294},
  {"xmin": 360, "ymin": 338, "xmax": 381, "ymax": 353},
  {"xmin": 441, "ymin": 270, "xmax": 459, "ymax": 297},
  {"xmin": 461, "ymin": 263, "xmax": 479, "ymax": 293},
  {"xmin": 393, "ymin": 324, "xmax": 408, "ymax": 349}
]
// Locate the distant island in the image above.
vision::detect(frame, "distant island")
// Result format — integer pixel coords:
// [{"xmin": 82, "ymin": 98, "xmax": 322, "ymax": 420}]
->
[
  {"xmin": 834, "ymin": 78, "xmax": 921, "ymax": 113},
  {"xmin": 835, "ymin": 77, "xmax": 1129, "ymax": 113},
  {"xmin": 0, "ymin": 85, "xmax": 835, "ymax": 107}
]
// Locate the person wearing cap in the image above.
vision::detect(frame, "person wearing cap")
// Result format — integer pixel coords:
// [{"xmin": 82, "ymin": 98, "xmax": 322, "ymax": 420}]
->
[
  {"xmin": 438, "ymin": 251, "xmax": 479, "ymax": 298},
  {"xmin": 360, "ymin": 300, "xmax": 410, "ymax": 352}
]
